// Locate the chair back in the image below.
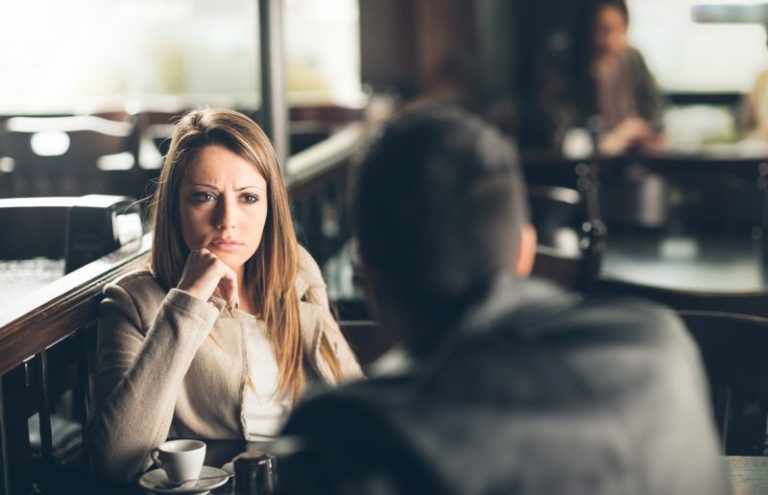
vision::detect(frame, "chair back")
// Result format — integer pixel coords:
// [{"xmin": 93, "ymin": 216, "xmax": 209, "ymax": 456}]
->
[
  {"xmin": 0, "ymin": 195, "xmax": 142, "ymax": 267},
  {"xmin": 528, "ymin": 185, "xmax": 606, "ymax": 292},
  {"xmin": 677, "ymin": 310, "xmax": 768, "ymax": 455},
  {"xmin": 0, "ymin": 115, "xmax": 137, "ymax": 196},
  {"xmin": 0, "ymin": 238, "xmax": 150, "ymax": 493}
]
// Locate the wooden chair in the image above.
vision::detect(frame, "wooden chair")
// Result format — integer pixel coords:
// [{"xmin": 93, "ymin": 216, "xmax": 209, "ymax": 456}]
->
[
  {"xmin": 528, "ymin": 185, "xmax": 606, "ymax": 292},
  {"xmin": 520, "ymin": 152, "xmax": 616, "ymax": 225},
  {"xmin": 677, "ymin": 310, "xmax": 768, "ymax": 455},
  {"xmin": 0, "ymin": 197, "xmax": 145, "ymax": 493},
  {"xmin": 0, "ymin": 236, "xmax": 150, "ymax": 493}
]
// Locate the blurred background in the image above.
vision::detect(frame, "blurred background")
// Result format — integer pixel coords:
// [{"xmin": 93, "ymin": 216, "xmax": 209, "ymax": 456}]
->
[{"xmin": 4, "ymin": 0, "xmax": 768, "ymax": 302}]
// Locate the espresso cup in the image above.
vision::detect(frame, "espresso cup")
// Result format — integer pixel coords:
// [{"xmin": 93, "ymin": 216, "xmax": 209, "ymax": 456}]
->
[{"xmin": 151, "ymin": 439, "xmax": 206, "ymax": 485}]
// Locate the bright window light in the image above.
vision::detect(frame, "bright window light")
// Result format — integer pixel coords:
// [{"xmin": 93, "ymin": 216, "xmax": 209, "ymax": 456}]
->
[{"xmin": 628, "ymin": 0, "xmax": 768, "ymax": 92}]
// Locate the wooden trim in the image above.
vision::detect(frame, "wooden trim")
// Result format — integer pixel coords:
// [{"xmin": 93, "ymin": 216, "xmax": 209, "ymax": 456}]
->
[
  {"xmin": 286, "ymin": 123, "xmax": 366, "ymax": 193},
  {"xmin": 0, "ymin": 234, "xmax": 151, "ymax": 377}
]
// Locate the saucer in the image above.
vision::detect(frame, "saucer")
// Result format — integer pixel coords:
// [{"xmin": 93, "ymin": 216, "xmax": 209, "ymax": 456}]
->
[{"xmin": 139, "ymin": 465, "xmax": 230, "ymax": 494}]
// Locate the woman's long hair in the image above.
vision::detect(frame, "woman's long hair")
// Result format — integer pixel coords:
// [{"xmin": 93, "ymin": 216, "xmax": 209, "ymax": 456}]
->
[
  {"xmin": 150, "ymin": 108, "xmax": 341, "ymax": 401},
  {"xmin": 568, "ymin": 0, "xmax": 630, "ymax": 119}
]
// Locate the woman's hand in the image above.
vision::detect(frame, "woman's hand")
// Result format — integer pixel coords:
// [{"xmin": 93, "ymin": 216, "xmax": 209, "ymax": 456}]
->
[
  {"xmin": 600, "ymin": 116, "xmax": 657, "ymax": 156},
  {"xmin": 177, "ymin": 249, "xmax": 239, "ymax": 310}
]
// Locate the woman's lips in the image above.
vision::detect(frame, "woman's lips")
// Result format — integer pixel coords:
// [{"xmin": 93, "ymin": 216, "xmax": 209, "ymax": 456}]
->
[{"xmin": 209, "ymin": 240, "xmax": 243, "ymax": 252}]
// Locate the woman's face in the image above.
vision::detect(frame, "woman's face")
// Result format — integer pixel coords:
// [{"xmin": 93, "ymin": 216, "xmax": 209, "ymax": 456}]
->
[
  {"xmin": 593, "ymin": 5, "xmax": 629, "ymax": 58},
  {"xmin": 178, "ymin": 144, "xmax": 268, "ymax": 278}
]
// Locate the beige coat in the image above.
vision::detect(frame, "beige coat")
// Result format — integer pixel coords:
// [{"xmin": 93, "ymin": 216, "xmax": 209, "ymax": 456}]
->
[{"xmin": 87, "ymin": 247, "xmax": 363, "ymax": 482}]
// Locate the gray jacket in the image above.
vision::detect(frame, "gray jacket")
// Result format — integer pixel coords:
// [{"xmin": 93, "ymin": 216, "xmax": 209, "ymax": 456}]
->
[{"xmin": 279, "ymin": 276, "xmax": 730, "ymax": 495}]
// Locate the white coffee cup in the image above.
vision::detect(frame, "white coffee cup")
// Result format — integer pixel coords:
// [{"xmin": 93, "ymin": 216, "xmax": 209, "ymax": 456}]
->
[{"xmin": 151, "ymin": 439, "xmax": 206, "ymax": 485}]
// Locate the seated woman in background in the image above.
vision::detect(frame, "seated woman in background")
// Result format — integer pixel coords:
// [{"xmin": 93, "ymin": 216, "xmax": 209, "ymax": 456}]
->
[
  {"xmin": 546, "ymin": 0, "xmax": 665, "ymax": 156},
  {"xmin": 742, "ymin": 30, "xmax": 768, "ymax": 141},
  {"xmin": 87, "ymin": 108, "xmax": 363, "ymax": 482}
]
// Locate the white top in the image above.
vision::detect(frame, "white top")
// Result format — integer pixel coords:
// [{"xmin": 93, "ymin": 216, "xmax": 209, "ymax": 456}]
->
[{"xmin": 239, "ymin": 312, "xmax": 291, "ymax": 441}]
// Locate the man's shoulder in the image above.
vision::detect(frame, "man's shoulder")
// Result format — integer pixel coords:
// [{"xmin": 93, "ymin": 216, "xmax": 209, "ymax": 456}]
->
[
  {"xmin": 477, "ymin": 277, "xmax": 685, "ymax": 349},
  {"xmin": 450, "ymin": 281, "xmax": 696, "ymax": 394},
  {"xmin": 546, "ymin": 294, "xmax": 684, "ymax": 340}
]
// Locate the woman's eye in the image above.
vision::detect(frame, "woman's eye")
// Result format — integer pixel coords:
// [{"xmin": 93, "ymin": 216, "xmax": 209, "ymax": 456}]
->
[
  {"xmin": 190, "ymin": 191, "xmax": 216, "ymax": 203},
  {"xmin": 242, "ymin": 193, "xmax": 259, "ymax": 204}
]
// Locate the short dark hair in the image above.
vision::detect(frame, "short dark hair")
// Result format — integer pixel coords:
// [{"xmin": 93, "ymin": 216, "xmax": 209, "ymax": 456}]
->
[{"xmin": 353, "ymin": 106, "xmax": 529, "ymax": 320}]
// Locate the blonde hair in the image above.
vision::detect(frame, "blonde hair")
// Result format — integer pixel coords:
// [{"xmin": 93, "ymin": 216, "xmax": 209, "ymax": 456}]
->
[{"xmin": 150, "ymin": 108, "xmax": 340, "ymax": 400}]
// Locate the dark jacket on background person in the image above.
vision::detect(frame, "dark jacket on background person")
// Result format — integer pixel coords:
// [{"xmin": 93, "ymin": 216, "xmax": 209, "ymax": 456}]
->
[
  {"xmin": 276, "ymin": 276, "xmax": 730, "ymax": 495},
  {"xmin": 542, "ymin": 46, "xmax": 663, "ymax": 145}
]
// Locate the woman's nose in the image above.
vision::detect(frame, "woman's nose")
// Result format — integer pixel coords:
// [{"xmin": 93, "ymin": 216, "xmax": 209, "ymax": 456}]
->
[{"xmin": 214, "ymin": 196, "xmax": 237, "ymax": 230}]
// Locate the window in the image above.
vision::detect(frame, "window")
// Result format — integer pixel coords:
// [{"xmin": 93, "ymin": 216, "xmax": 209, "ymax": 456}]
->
[
  {"xmin": 628, "ymin": 0, "xmax": 768, "ymax": 92},
  {"xmin": 0, "ymin": 0, "xmax": 362, "ymax": 114}
]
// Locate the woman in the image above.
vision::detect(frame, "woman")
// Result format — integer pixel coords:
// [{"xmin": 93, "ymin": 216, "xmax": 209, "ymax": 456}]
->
[
  {"xmin": 547, "ymin": 0, "xmax": 664, "ymax": 155},
  {"xmin": 87, "ymin": 108, "xmax": 363, "ymax": 482}
]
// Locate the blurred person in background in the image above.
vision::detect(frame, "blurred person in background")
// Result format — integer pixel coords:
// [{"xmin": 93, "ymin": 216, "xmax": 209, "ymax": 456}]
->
[{"xmin": 545, "ymin": 0, "xmax": 665, "ymax": 156}]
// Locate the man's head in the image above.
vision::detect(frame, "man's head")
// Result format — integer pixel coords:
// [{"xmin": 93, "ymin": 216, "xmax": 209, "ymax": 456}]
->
[{"xmin": 353, "ymin": 106, "xmax": 536, "ymax": 351}]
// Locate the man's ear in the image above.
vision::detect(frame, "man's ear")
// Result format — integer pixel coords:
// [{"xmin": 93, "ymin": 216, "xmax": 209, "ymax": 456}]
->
[{"xmin": 514, "ymin": 224, "xmax": 537, "ymax": 278}]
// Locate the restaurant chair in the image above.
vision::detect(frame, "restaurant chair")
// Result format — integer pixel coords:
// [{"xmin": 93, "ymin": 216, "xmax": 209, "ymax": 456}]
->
[
  {"xmin": 0, "ymin": 115, "xmax": 138, "ymax": 197},
  {"xmin": 520, "ymin": 153, "xmax": 607, "ymax": 224},
  {"xmin": 677, "ymin": 310, "xmax": 768, "ymax": 455},
  {"xmin": 1, "ymin": 325, "xmax": 98, "ymax": 493},
  {"xmin": 0, "ymin": 195, "xmax": 143, "ymax": 493},
  {"xmin": 528, "ymin": 185, "xmax": 606, "ymax": 292}
]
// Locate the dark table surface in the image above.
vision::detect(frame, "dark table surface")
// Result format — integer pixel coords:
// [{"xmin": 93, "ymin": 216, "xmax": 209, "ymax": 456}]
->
[{"xmin": 99, "ymin": 448, "xmax": 763, "ymax": 494}]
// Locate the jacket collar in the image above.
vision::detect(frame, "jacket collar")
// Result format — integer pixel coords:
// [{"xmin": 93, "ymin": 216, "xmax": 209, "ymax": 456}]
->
[{"xmin": 458, "ymin": 275, "xmax": 576, "ymax": 338}]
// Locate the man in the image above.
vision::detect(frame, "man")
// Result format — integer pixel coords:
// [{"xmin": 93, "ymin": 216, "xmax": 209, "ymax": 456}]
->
[{"xmin": 276, "ymin": 106, "xmax": 730, "ymax": 494}]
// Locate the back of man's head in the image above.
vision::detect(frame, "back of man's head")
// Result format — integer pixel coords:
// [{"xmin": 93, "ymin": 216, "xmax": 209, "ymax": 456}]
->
[{"xmin": 353, "ymin": 105, "xmax": 530, "ymax": 327}]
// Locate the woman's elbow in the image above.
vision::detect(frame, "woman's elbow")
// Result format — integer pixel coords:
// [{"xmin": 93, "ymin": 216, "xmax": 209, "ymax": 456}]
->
[{"xmin": 86, "ymin": 421, "xmax": 148, "ymax": 484}]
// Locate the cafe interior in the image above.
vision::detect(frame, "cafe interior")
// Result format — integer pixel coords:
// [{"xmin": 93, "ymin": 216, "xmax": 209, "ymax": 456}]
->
[{"xmin": 3, "ymin": 0, "xmax": 768, "ymax": 492}]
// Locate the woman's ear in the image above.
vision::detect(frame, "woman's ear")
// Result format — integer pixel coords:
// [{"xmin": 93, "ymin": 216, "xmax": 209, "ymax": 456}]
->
[{"xmin": 514, "ymin": 224, "xmax": 537, "ymax": 278}]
